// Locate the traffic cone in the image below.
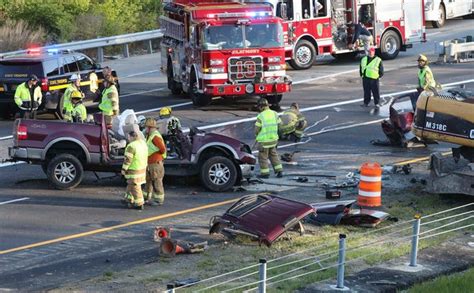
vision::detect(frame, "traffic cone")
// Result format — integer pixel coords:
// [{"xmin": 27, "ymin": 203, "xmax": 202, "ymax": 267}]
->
[
  {"xmin": 159, "ymin": 238, "xmax": 189, "ymax": 257},
  {"xmin": 154, "ymin": 226, "xmax": 171, "ymax": 242}
]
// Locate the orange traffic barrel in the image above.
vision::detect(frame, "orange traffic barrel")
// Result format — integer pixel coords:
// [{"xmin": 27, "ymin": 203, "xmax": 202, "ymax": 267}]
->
[{"xmin": 357, "ymin": 162, "xmax": 382, "ymax": 207}]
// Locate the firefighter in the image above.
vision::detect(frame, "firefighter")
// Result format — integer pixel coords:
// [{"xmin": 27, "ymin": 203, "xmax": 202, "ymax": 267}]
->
[
  {"xmin": 63, "ymin": 90, "xmax": 87, "ymax": 122},
  {"xmin": 14, "ymin": 74, "xmax": 42, "ymax": 119},
  {"xmin": 102, "ymin": 66, "xmax": 113, "ymax": 81},
  {"xmin": 349, "ymin": 22, "xmax": 373, "ymax": 56},
  {"xmin": 144, "ymin": 118, "xmax": 167, "ymax": 206},
  {"xmin": 255, "ymin": 98, "xmax": 283, "ymax": 178},
  {"xmin": 279, "ymin": 103, "xmax": 307, "ymax": 142},
  {"xmin": 410, "ymin": 54, "xmax": 437, "ymax": 110},
  {"xmin": 62, "ymin": 74, "xmax": 83, "ymax": 116},
  {"xmin": 121, "ymin": 129, "xmax": 148, "ymax": 210},
  {"xmin": 157, "ymin": 107, "xmax": 191, "ymax": 160},
  {"xmin": 99, "ymin": 75, "xmax": 120, "ymax": 128},
  {"xmin": 360, "ymin": 47, "xmax": 383, "ymax": 108}
]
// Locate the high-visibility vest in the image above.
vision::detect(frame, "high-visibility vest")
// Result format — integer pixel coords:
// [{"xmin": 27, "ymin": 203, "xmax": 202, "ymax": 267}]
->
[
  {"xmin": 147, "ymin": 130, "xmax": 167, "ymax": 159},
  {"xmin": 99, "ymin": 85, "xmax": 118, "ymax": 116},
  {"xmin": 122, "ymin": 139, "xmax": 148, "ymax": 179},
  {"xmin": 361, "ymin": 56, "xmax": 381, "ymax": 79},
  {"xmin": 256, "ymin": 108, "xmax": 280, "ymax": 148},
  {"xmin": 418, "ymin": 66, "xmax": 436, "ymax": 89},
  {"xmin": 62, "ymin": 84, "xmax": 79, "ymax": 113},
  {"xmin": 14, "ymin": 82, "xmax": 42, "ymax": 108},
  {"xmin": 64, "ymin": 103, "xmax": 87, "ymax": 122}
]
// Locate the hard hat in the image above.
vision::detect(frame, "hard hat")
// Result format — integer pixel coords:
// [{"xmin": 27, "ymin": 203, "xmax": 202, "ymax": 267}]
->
[
  {"xmin": 290, "ymin": 102, "xmax": 299, "ymax": 110},
  {"xmin": 137, "ymin": 115, "xmax": 146, "ymax": 124},
  {"xmin": 70, "ymin": 73, "xmax": 81, "ymax": 81},
  {"xmin": 417, "ymin": 54, "xmax": 428, "ymax": 62},
  {"xmin": 70, "ymin": 90, "xmax": 83, "ymax": 99},
  {"xmin": 257, "ymin": 98, "xmax": 269, "ymax": 107},
  {"xmin": 29, "ymin": 74, "xmax": 39, "ymax": 82},
  {"xmin": 159, "ymin": 107, "xmax": 172, "ymax": 117},
  {"xmin": 145, "ymin": 118, "xmax": 157, "ymax": 128}
]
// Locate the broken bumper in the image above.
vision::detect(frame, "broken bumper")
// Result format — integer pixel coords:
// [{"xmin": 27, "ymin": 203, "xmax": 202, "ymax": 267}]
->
[{"xmin": 240, "ymin": 163, "xmax": 254, "ymax": 179}]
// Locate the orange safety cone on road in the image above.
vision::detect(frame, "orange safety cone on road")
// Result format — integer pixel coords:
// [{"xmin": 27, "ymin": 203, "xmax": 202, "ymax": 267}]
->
[
  {"xmin": 159, "ymin": 238, "xmax": 188, "ymax": 256},
  {"xmin": 154, "ymin": 227, "xmax": 171, "ymax": 242},
  {"xmin": 357, "ymin": 162, "xmax": 382, "ymax": 207}
]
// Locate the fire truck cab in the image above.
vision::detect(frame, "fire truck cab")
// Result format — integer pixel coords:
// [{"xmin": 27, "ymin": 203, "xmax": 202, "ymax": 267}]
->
[
  {"xmin": 160, "ymin": 0, "xmax": 292, "ymax": 106},
  {"xmin": 244, "ymin": 0, "xmax": 426, "ymax": 69}
]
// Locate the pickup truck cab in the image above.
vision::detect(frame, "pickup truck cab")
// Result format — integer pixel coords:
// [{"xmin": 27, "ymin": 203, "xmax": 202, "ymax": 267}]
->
[{"xmin": 9, "ymin": 113, "xmax": 256, "ymax": 192}]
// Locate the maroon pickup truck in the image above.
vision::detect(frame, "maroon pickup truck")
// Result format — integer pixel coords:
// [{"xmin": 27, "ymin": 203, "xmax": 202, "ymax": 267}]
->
[{"xmin": 8, "ymin": 113, "xmax": 256, "ymax": 191}]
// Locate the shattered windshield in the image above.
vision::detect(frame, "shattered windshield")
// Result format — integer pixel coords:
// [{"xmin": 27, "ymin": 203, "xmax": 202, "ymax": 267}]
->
[{"xmin": 202, "ymin": 23, "xmax": 283, "ymax": 50}]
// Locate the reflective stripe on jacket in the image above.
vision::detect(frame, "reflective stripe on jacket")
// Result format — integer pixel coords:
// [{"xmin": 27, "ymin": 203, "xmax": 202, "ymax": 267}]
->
[
  {"xmin": 255, "ymin": 107, "xmax": 280, "ymax": 148},
  {"xmin": 99, "ymin": 85, "xmax": 119, "ymax": 116},
  {"xmin": 14, "ymin": 82, "xmax": 42, "ymax": 107},
  {"xmin": 64, "ymin": 103, "xmax": 87, "ymax": 122},
  {"xmin": 122, "ymin": 139, "xmax": 148, "ymax": 180},
  {"xmin": 418, "ymin": 66, "xmax": 436, "ymax": 89},
  {"xmin": 361, "ymin": 56, "xmax": 382, "ymax": 79},
  {"xmin": 147, "ymin": 130, "xmax": 167, "ymax": 159}
]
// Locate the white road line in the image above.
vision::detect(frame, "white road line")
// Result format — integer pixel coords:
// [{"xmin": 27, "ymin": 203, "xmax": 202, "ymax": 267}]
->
[
  {"xmin": 0, "ymin": 197, "xmax": 29, "ymax": 205},
  {"xmin": 0, "ymin": 135, "xmax": 13, "ymax": 141},
  {"xmin": 426, "ymin": 32, "xmax": 441, "ymax": 37},
  {"xmin": 123, "ymin": 70, "xmax": 159, "ymax": 78},
  {"xmin": 120, "ymin": 87, "xmax": 166, "ymax": 98},
  {"xmin": 135, "ymin": 101, "xmax": 193, "ymax": 115},
  {"xmin": 0, "ymin": 162, "xmax": 24, "ymax": 168},
  {"xmin": 293, "ymin": 69, "xmax": 358, "ymax": 85}
]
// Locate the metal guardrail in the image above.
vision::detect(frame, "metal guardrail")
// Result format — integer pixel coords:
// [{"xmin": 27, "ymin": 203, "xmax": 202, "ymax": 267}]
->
[
  {"xmin": 436, "ymin": 36, "xmax": 474, "ymax": 63},
  {"xmin": 0, "ymin": 29, "xmax": 163, "ymax": 63}
]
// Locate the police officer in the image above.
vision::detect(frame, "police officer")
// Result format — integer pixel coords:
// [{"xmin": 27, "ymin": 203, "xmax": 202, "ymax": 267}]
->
[
  {"xmin": 144, "ymin": 118, "xmax": 167, "ymax": 206},
  {"xmin": 63, "ymin": 90, "xmax": 87, "ymax": 122},
  {"xmin": 410, "ymin": 54, "xmax": 437, "ymax": 110},
  {"xmin": 121, "ymin": 129, "xmax": 148, "ymax": 210},
  {"xmin": 360, "ymin": 47, "xmax": 383, "ymax": 107},
  {"xmin": 99, "ymin": 75, "xmax": 120, "ymax": 128},
  {"xmin": 255, "ymin": 98, "xmax": 283, "ymax": 178},
  {"xmin": 279, "ymin": 103, "xmax": 307, "ymax": 142},
  {"xmin": 14, "ymin": 74, "xmax": 42, "ymax": 118},
  {"xmin": 62, "ymin": 74, "xmax": 82, "ymax": 116}
]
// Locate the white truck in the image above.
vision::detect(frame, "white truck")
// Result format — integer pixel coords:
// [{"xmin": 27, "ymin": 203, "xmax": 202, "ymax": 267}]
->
[{"xmin": 425, "ymin": 0, "xmax": 474, "ymax": 28}]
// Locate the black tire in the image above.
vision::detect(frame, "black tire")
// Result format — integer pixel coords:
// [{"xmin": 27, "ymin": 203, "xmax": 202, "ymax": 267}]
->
[
  {"xmin": 167, "ymin": 60, "xmax": 182, "ymax": 95},
  {"xmin": 432, "ymin": 4, "xmax": 446, "ymax": 28},
  {"xmin": 200, "ymin": 156, "xmax": 237, "ymax": 192},
  {"xmin": 190, "ymin": 74, "xmax": 211, "ymax": 106},
  {"xmin": 264, "ymin": 94, "xmax": 282, "ymax": 105},
  {"xmin": 46, "ymin": 154, "xmax": 84, "ymax": 190},
  {"xmin": 289, "ymin": 40, "xmax": 316, "ymax": 70},
  {"xmin": 379, "ymin": 30, "xmax": 401, "ymax": 60}
]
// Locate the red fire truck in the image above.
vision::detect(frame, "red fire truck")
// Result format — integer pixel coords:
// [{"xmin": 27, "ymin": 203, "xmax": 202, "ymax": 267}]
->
[
  {"xmin": 160, "ymin": 0, "xmax": 292, "ymax": 106},
  {"xmin": 243, "ymin": 0, "xmax": 426, "ymax": 69}
]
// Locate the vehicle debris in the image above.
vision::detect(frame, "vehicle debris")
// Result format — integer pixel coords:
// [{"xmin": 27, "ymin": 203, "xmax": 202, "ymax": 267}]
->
[
  {"xmin": 308, "ymin": 200, "xmax": 392, "ymax": 227},
  {"xmin": 325, "ymin": 190, "xmax": 342, "ymax": 199},
  {"xmin": 209, "ymin": 194, "xmax": 314, "ymax": 246},
  {"xmin": 159, "ymin": 238, "xmax": 208, "ymax": 257}
]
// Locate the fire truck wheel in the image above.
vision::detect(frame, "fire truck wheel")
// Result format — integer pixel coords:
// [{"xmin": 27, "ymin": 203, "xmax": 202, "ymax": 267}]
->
[
  {"xmin": 432, "ymin": 4, "xmax": 446, "ymax": 28},
  {"xmin": 167, "ymin": 66, "xmax": 182, "ymax": 95},
  {"xmin": 289, "ymin": 40, "xmax": 316, "ymax": 70},
  {"xmin": 200, "ymin": 156, "xmax": 237, "ymax": 192},
  {"xmin": 380, "ymin": 30, "xmax": 400, "ymax": 60},
  {"xmin": 191, "ymin": 91, "xmax": 211, "ymax": 106}
]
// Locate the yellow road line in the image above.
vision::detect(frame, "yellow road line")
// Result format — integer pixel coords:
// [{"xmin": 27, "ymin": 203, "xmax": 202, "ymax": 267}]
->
[
  {"xmin": 393, "ymin": 151, "xmax": 452, "ymax": 166},
  {"xmin": 0, "ymin": 197, "xmax": 243, "ymax": 255}
]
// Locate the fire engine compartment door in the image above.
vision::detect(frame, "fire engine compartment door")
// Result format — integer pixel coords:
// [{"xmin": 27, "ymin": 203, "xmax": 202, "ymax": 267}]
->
[{"xmin": 402, "ymin": 0, "xmax": 424, "ymax": 43}]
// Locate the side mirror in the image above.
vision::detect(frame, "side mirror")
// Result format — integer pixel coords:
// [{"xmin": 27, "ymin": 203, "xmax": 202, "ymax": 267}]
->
[{"xmin": 281, "ymin": 3, "xmax": 288, "ymax": 20}]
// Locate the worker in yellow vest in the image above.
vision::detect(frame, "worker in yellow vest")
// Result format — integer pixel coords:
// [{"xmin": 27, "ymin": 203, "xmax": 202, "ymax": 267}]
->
[
  {"xmin": 121, "ymin": 130, "xmax": 148, "ymax": 210},
  {"xmin": 99, "ymin": 75, "xmax": 119, "ymax": 128},
  {"xmin": 13, "ymin": 74, "xmax": 42, "ymax": 118},
  {"xmin": 360, "ymin": 47, "xmax": 383, "ymax": 108},
  {"xmin": 63, "ymin": 90, "xmax": 87, "ymax": 122},
  {"xmin": 410, "ymin": 54, "xmax": 437, "ymax": 110},
  {"xmin": 144, "ymin": 118, "xmax": 167, "ymax": 206},
  {"xmin": 279, "ymin": 103, "xmax": 307, "ymax": 142},
  {"xmin": 255, "ymin": 98, "xmax": 283, "ymax": 179},
  {"xmin": 61, "ymin": 74, "xmax": 83, "ymax": 116}
]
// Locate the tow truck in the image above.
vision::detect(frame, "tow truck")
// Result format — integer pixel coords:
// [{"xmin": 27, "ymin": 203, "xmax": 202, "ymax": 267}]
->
[{"xmin": 160, "ymin": 0, "xmax": 292, "ymax": 106}]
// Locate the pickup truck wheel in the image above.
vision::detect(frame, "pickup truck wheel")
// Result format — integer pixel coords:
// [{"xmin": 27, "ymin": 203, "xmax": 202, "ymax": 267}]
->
[
  {"xmin": 200, "ymin": 156, "xmax": 237, "ymax": 192},
  {"xmin": 47, "ymin": 154, "xmax": 84, "ymax": 190}
]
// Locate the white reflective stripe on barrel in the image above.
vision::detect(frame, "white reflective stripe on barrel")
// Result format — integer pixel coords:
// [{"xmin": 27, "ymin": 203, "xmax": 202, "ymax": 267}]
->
[
  {"xmin": 358, "ymin": 190, "xmax": 381, "ymax": 197},
  {"xmin": 359, "ymin": 175, "xmax": 382, "ymax": 182}
]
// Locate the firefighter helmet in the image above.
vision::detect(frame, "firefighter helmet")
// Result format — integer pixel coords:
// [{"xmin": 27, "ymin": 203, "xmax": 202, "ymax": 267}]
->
[
  {"xmin": 145, "ymin": 118, "xmax": 157, "ymax": 128},
  {"xmin": 159, "ymin": 107, "xmax": 172, "ymax": 117},
  {"xmin": 70, "ymin": 90, "xmax": 83, "ymax": 99},
  {"xmin": 70, "ymin": 74, "xmax": 81, "ymax": 82},
  {"xmin": 290, "ymin": 102, "xmax": 299, "ymax": 110},
  {"xmin": 257, "ymin": 98, "xmax": 269, "ymax": 107},
  {"xmin": 417, "ymin": 54, "xmax": 429, "ymax": 63}
]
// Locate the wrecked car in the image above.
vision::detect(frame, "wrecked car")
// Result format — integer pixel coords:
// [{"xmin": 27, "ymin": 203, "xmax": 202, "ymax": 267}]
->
[{"xmin": 209, "ymin": 194, "xmax": 314, "ymax": 246}]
